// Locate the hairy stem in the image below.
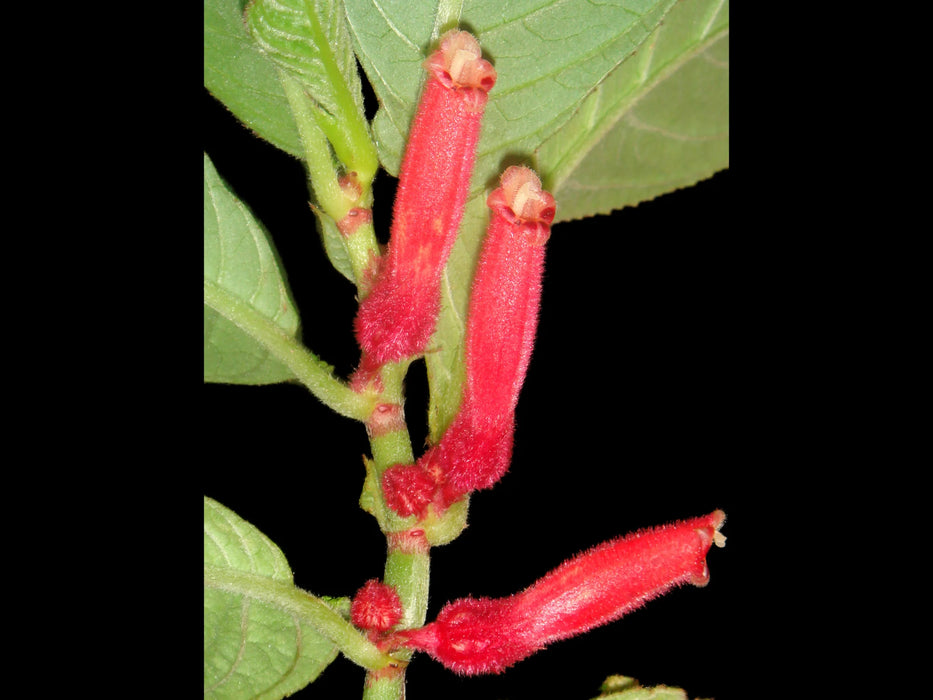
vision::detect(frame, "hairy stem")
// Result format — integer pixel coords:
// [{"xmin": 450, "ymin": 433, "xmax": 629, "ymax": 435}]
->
[
  {"xmin": 280, "ymin": 73, "xmax": 349, "ymax": 220},
  {"xmin": 359, "ymin": 361, "xmax": 433, "ymax": 699},
  {"xmin": 203, "ymin": 279, "xmax": 372, "ymax": 421}
]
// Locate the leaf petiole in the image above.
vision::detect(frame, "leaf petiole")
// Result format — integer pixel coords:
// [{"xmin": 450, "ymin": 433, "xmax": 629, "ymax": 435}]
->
[
  {"xmin": 204, "ymin": 279, "xmax": 372, "ymax": 421},
  {"xmin": 204, "ymin": 566, "xmax": 400, "ymax": 671}
]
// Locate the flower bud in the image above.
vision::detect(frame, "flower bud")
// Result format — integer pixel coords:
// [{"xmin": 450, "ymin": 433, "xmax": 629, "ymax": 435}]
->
[
  {"xmin": 350, "ymin": 579, "xmax": 403, "ymax": 634},
  {"xmin": 397, "ymin": 510, "xmax": 726, "ymax": 674}
]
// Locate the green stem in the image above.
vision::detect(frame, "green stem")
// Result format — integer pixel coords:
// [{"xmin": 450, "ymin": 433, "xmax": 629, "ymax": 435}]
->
[
  {"xmin": 281, "ymin": 73, "xmax": 350, "ymax": 221},
  {"xmin": 362, "ymin": 667, "xmax": 406, "ymax": 700},
  {"xmin": 343, "ymin": 216, "xmax": 382, "ymax": 295},
  {"xmin": 301, "ymin": 6, "xmax": 379, "ymax": 188},
  {"xmin": 358, "ymin": 361, "xmax": 434, "ymax": 700},
  {"xmin": 281, "ymin": 73, "xmax": 381, "ymax": 297},
  {"xmin": 384, "ymin": 547, "xmax": 430, "ymax": 631},
  {"xmin": 204, "ymin": 279, "xmax": 372, "ymax": 421},
  {"xmin": 203, "ymin": 566, "xmax": 398, "ymax": 671}
]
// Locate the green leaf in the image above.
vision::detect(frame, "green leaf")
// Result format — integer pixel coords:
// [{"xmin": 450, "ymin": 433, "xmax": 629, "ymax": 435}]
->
[
  {"xmin": 204, "ymin": 153, "xmax": 301, "ymax": 385},
  {"xmin": 203, "ymin": 154, "xmax": 371, "ymax": 417},
  {"xmin": 246, "ymin": 0, "xmax": 364, "ymax": 122},
  {"xmin": 345, "ymin": 0, "xmax": 679, "ymax": 185},
  {"xmin": 204, "ymin": 497, "xmax": 338, "ymax": 699},
  {"xmin": 204, "ymin": 0, "xmax": 303, "ymax": 158},
  {"xmin": 343, "ymin": 0, "xmax": 679, "ymax": 435},
  {"xmin": 539, "ymin": 0, "xmax": 730, "ymax": 221},
  {"xmin": 316, "ymin": 208, "xmax": 357, "ymax": 283},
  {"xmin": 246, "ymin": 0, "xmax": 379, "ymax": 183}
]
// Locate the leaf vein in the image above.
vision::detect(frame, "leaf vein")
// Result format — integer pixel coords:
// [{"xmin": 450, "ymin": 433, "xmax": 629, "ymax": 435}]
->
[
  {"xmin": 700, "ymin": 0, "xmax": 727, "ymax": 40},
  {"xmin": 370, "ymin": 0, "xmax": 421, "ymax": 51}
]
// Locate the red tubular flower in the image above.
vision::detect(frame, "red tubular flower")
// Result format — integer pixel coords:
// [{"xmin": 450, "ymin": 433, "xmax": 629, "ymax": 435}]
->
[
  {"xmin": 396, "ymin": 510, "xmax": 726, "ymax": 675},
  {"xmin": 434, "ymin": 166, "xmax": 555, "ymax": 486},
  {"xmin": 442, "ymin": 166, "xmax": 555, "ymax": 492},
  {"xmin": 354, "ymin": 30, "xmax": 496, "ymax": 369},
  {"xmin": 381, "ymin": 166, "xmax": 555, "ymax": 518}
]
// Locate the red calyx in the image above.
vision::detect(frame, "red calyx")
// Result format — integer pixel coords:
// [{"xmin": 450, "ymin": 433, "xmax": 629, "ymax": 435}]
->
[{"xmin": 350, "ymin": 579, "xmax": 403, "ymax": 636}]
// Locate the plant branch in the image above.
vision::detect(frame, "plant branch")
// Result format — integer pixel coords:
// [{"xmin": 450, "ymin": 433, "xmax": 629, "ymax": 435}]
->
[
  {"xmin": 204, "ymin": 279, "xmax": 371, "ymax": 421},
  {"xmin": 280, "ymin": 72, "xmax": 349, "ymax": 220},
  {"xmin": 204, "ymin": 566, "xmax": 400, "ymax": 671}
]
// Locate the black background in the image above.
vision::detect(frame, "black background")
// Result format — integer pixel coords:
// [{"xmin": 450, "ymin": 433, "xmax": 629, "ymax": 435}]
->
[{"xmin": 204, "ymin": 85, "xmax": 776, "ymax": 700}]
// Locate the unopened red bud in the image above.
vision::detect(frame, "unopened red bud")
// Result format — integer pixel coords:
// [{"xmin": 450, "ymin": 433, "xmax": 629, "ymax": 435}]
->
[
  {"xmin": 350, "ymin": 579, "xmax": 403, "ymax": 633},
  {"xmin": 382, "ymin": 464, "xmax": 436, "ymax": 518},
  {"xmin": 398, "ymin": 511, "xmax": 725, "ymax": 675},
  {"xmin": 354, "ymin": 30, "xmax": 496, "ymax": 367}
]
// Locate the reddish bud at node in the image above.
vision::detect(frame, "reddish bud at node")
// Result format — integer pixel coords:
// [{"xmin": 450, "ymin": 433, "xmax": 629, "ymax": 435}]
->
[
  {"xmin": 351, "ymin": 579, "xmax": 403, "ymax": 633},
  {"xmin": 339, "ymin": 172, "xmax": 363, "ymax": 202},
  {"xmin": 387, "ymin": 527, "xmax": 429, "ymax": 555},
  {"xmin": 398, "ymin": 511, "xmax": 725, "ymax": 675},
  {"xmin": 354, "ymin": 30, "xmax": 496, "ymax": 367},
  {"xmin": 366, "ymin": 402, "xmax": 406, "ymax": 438},
  {"xmin": 337, "ymin": 207, "xmax": 373, "ymax": 237}
]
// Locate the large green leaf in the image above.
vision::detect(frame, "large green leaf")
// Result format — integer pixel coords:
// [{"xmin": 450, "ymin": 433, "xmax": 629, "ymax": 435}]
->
[
  {"xmin": 539, "ymin": 0, "xmax": 730, "ymax": 221},
  {"xmin": 343, "ymin": 0, "xmax": 680, "ymax": 436},
  {"xmin": 204, "ymin": 0, "xmax": 303, "ymax": 158},
  {"xmin": 204, "ymin": 497, "xmax": 338, "ymax": 699},
  {"xmin": 345, "ymin": 0, "xmax": 678, "ymax": 186},
  {"xmin": 204, "ymin": 153, "xmax": 300, "ymax": 385}
]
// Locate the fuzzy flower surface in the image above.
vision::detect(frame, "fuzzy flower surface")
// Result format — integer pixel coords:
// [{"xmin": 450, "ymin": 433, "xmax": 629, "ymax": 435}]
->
[
  {"xmin": 354, "ymin": 30, "xmax": 496, "ymax": 371},
  {"xmin": 394, "ymin": 510, "xmax": 726, "ymax": 674},
  {"xmin": 382, "ymin": 166, "xmax": 555, "ymax": 518}
]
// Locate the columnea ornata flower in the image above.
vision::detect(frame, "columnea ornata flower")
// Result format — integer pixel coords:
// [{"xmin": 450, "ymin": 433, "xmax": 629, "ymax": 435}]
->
[
  {"xmin": 354, "ymin": 30, "xmax": 496, "ymax": 370},
  {"xmin": 395, "ymin": 510, "xmax": 726, "ymax": 674},
  {"xmin": 382, "ymin": 166, "xmax": 556, "ymax": 518}
]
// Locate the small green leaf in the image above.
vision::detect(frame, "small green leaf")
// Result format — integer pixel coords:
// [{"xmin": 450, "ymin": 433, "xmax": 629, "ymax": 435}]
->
[
  {"xmin": 203, "ymin": 156, "xmax": 370, "ymax": 417},
  {"xmin": 204, "ymin": 153, "xmax": 300, "ymax": 385},
  {"xmin": 315, "ymin": 209, "xmax": 357, "ymax": 283},
  {"xmin": 204, "ymin": 497, "xmax": 338, "ymax": 699},
  {"xmin": 204, "ymin": 0, "xmax": 303, "ymax": 158},
  {"xmin": 539, "ymin": 0, "xmax": 730, "ymax": 221}
]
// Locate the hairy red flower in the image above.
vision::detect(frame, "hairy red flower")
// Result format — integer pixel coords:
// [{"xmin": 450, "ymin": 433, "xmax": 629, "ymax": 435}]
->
[
  {"xmin": 381, "ymin": 166, "xmax": 555, "ymax": 518},
  {"xmin": 441, "ymin": 166, "xmax": 555, "ymax": 493},
  {"xmin": 396, "ymin": 510, "xmax": 726, "ymax": 674},
  {"xmin": 354, "ymin": 30, "xmax": 496, "ymax": 369}
]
